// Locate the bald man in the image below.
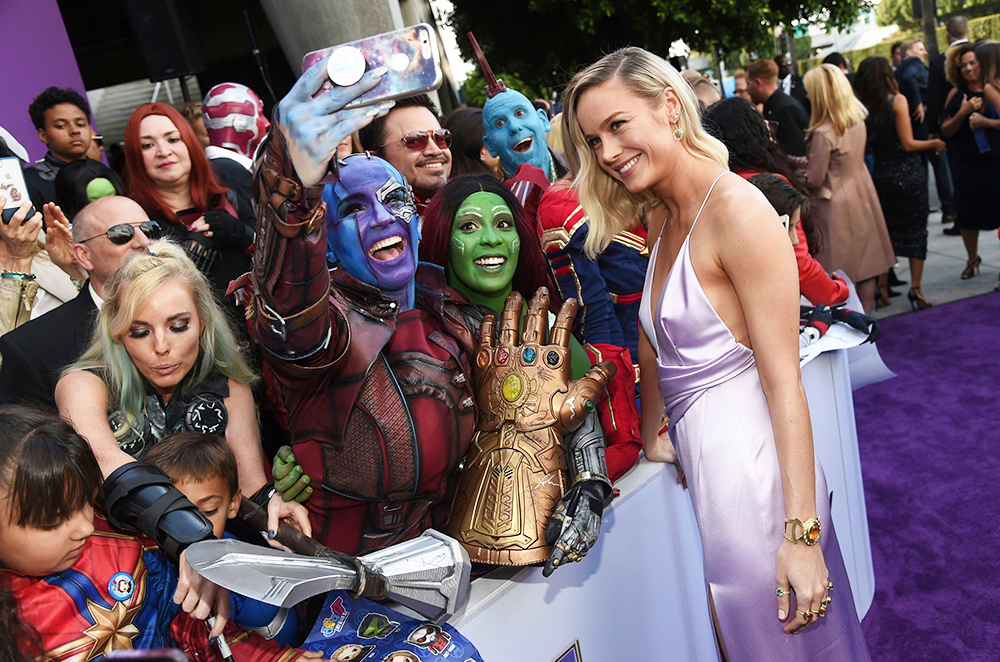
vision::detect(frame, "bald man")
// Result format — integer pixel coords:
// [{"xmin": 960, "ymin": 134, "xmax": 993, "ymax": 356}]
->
[{"xmin": 0, "ymin": 196, "xmax": 155, "ymax": 406}]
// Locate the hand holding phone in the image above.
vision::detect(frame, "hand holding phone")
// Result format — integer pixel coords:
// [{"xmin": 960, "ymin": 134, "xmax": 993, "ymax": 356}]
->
[
  {"xmin": 0, "ymin": 196, "xmax": 43, "ymax": 272},
  {"xmin": 0, "ymin": 157, "xmax": 36, "ymax": 225},
  {"xmin": 276, "ymin": 62, "xmax": 394, "ymax": 187}
]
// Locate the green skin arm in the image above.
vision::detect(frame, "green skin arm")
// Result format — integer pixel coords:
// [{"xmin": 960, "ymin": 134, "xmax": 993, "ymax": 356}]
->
[{"xmin": 272, "ymin": 446, "xmax": 313, "ymax": 503}]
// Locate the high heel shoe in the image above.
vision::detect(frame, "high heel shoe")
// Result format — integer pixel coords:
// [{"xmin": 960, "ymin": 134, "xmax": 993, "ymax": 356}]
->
[
  {"xmin": 961, "ymin": 256, "xmax": 982, "ymax": 280},
  {"xmin": 908, "ymin": 287, "xmax": 933, "ymax": 310}
]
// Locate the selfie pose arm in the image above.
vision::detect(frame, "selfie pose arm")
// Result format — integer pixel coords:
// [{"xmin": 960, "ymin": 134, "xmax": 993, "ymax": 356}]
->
[
  {"xmin": 714, "ymin": 189, "xmax": 829, "ymax": 634},
  {"xmin": 247, "ymin": 59, "xmax": 391, "ymax": 359}
]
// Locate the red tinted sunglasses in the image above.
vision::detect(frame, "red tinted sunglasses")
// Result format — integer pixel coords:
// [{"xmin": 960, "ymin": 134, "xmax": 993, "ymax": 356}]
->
[{"xmin": 383, "ymin": 129, "xmax": 452, "ymax": 151}]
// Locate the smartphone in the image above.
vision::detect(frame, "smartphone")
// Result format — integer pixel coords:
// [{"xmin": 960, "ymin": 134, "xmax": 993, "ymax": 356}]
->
[
  {"xmin": 302, "ymin": 24, "xmax": 443, "ymax": 109},
  {"xmin": 0, "ymin": 157, "xmax": 36, "ymax": 224}
]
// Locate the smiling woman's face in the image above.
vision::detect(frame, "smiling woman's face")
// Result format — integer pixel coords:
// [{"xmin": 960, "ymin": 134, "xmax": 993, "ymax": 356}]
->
[
  {"xmin": 448, "ymin": 191, "xmax": 520, "ymax": 297},
  {"xmin": 138, "ymin": 114, "xmax": 192, "ymax": 190},
  {"xmin": 121, "ymin": 280, "xmax": 202, "ymax": 402}
]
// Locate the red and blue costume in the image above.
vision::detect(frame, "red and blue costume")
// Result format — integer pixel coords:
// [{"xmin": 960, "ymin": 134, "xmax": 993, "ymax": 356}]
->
[
  {"xmin": 3, "ymin": 515, "xmax": 305, "ymax": 662},
  {"xmin": 502, "ymin": 165, "xmax": 644, "ymax": 482}
]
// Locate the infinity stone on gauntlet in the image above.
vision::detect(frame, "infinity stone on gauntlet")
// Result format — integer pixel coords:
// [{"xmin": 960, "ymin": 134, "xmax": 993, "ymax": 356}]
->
[{"xmin": 448, "ymin": 288, "xmax": 615, "ymax": 565}]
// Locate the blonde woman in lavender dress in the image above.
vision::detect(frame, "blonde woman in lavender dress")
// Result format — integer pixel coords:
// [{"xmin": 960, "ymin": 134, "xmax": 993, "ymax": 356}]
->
[{"xmin": 561, "ymin": 48, "xmax": 871, "ymax": 661}]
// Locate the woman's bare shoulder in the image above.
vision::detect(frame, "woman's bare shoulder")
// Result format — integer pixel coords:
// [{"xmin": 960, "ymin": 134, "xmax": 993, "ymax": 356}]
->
[{"xmin": 708, "ymin": 175, "xmax": 778, "ymax": 230}]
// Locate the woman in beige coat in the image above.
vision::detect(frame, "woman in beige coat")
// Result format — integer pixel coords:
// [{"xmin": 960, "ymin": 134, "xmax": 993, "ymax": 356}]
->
[{"xmin": 804, "ymin": 64, "xmax": 895, "ymax": 312}]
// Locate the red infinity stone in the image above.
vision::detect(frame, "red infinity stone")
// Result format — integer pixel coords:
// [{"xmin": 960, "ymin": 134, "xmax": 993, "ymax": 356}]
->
[{"xmin": 497, "ymin": 348, "xmax": 509, "ymax": 364}]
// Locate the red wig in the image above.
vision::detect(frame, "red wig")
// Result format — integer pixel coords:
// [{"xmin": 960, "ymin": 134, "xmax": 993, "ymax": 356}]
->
[
  {"xmin": 420, "ymin": 174, "xmax": 558, "ymax": 305},
  {"xmin": 123, "ymin": 102, "xmax": 229, "ymax": 223}
]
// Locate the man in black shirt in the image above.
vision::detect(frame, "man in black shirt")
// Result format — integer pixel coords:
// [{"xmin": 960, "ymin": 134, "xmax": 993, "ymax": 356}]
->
[
  {"xmin": 748, "ymin": 59, "xmax": 810, "ymax": 157},
  {"xmin": 24, "ymin": 87, "xmax": 95, "ymax": 210},
  {"xmin": 776, "ymin": 54, "xmax": 811, "ymax": 116}
]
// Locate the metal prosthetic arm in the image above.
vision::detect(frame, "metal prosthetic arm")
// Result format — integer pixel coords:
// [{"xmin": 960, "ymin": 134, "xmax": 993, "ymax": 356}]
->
[
  {"xmin": 249, "ymin": 128, "xmax": 334, "ymax": 359},
  {"xmin": 102, "ymin": 462, "xmax": 215, "ymax": 561},
  {"xmin": 542, "ymin": 411, "xmax": 613, "ymax": 576}
]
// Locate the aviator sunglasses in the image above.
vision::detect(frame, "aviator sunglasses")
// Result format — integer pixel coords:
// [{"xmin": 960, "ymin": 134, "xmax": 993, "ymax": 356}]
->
[
  {"xmin": 381, "ymin": 129, "xmax": 452, "ymax": 151},
  {"xmin": 79, "ymin": 220, "xmax": 161, "ymax": 245}
]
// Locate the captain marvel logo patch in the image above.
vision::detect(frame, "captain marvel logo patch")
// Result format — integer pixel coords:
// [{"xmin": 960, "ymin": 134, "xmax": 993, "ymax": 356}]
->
[{"xmin": 108, "ymin": 571, "xmax": 135, "ymax": 601}]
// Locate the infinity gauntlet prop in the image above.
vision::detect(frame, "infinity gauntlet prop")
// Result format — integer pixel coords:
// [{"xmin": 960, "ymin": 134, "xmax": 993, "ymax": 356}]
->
[{"xmin": 448, "ymin": 288, "xmax": 615, "ymax": 566}]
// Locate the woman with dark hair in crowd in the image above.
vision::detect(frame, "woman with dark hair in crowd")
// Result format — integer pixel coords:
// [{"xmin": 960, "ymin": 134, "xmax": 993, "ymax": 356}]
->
[
  {"xmin": 942, "ymin": 42, "xmax": 1000, "ymax": 284},
  {"xmin": 704, "ymin": 97, "xmax": 851, "ymax": 305},
  {"xmin": 54, "ymin": 158, "xmax": 126, "ymax": 221},
  {"xmin": 441, "ymin": 106, "xmax": 503, "ymax": 179},
  {"xmin": 123, "ymin": 102, "xmax": 254, "ymax": 295},
  {"xmin": 854, "ymin": 56, "xmax": 946, "ymax": 309},
  {"xmin": 419, "ymin": 173, "xmax": 641, "ymax": 481}
]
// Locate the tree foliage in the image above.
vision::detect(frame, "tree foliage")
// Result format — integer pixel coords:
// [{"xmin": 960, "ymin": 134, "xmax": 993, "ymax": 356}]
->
[
  {"xmin": 876, "ymin": 0, "xmax": 999, "ymax": 28},
  {"xmin": 448, "ymin": 0, "xmax": 873, "ymax": 92},
  {"xmin": 461, "ymin": 70, "xmax": 542, "ymax": 107}
]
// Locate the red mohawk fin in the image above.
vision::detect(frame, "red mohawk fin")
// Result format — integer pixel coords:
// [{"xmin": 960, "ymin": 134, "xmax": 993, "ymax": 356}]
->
[{"xmin": 468, "ymin": 32, "xmax": 506, "ymax": 98}]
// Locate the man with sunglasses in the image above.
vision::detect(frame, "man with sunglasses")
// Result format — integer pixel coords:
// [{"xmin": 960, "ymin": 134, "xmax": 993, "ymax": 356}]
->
[
  {"xmin": 0, "ymin": 196, "xmax": 156, "ymax": 407},
  {"xmin": 358, "ymin": 95, "xmax": 452, "ymax": 213}
]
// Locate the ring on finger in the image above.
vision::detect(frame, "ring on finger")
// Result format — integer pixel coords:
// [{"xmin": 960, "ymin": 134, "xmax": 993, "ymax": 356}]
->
[
  {"xmin": 796, "ymin": 609, "xmax": 816, "ymax": 622},
  {"xmin": 776, "ymin": 587, "xmax": 791, "ymax": 598}
]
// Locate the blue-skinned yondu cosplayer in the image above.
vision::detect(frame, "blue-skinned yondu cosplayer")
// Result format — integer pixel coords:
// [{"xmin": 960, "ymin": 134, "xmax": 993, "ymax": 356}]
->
[
  {"xmin": 229, "ymin": 57, "xmax": 618, "ymax": 575},
  {"xmin": 470, "ymin": 33, "xmax": 646, "ymax": 482}
]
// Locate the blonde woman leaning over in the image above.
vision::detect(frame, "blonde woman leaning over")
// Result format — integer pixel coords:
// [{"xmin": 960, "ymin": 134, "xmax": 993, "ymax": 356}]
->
[
  {"xmin": 561, "ymin": 48, "xmax": 870, "ymax": 661},
  {"xmin": 803, "ymin": 64, "xmax": 895, "ymax": 313},
  {"xmin": 55, "ymin": 240, "xmax": 310, "ymax": 539}
]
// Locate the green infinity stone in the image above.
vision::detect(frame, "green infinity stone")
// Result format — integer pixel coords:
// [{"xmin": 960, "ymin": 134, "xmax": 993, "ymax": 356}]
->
[
  {"xmin": 502, "ymin": 374, "xmax": 523, "ymax": 402},
  {"xmin": 584, "ymin": 400, "xmax": 596, "ymax": 413}
]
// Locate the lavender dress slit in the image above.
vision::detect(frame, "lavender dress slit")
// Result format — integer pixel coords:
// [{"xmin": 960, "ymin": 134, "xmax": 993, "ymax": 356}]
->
[{"xmin": 639, "ymin": 173, "xmax": 870, "ymax": 661}]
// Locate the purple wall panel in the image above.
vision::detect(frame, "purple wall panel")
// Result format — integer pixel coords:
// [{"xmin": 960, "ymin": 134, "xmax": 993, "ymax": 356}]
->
[{"xmin": 0, "ymin": 0, "xmax": 90, "ymax": 163}]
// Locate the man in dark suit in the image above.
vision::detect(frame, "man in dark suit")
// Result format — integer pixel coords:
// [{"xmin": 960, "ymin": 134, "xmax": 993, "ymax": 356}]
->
[
  {"xmin": 775, "ymin": 54, "xmax": 811, "ymax": 116},
  {"xmin": 748, "ymin": 59, "xmax": 810, "ymax": 157},
  {"xmin": 0, "ymin": 196, "xmax": 154, "ymax": 407},
  {"xmin": 929, "ymin": 16, "xmax": 968, "ymax": 233}
]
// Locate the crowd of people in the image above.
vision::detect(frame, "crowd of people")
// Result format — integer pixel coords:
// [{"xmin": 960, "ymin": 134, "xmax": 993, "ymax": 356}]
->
[{"xmin": 0, "ymin": 14, "xmax": 991, "ymax": 662}]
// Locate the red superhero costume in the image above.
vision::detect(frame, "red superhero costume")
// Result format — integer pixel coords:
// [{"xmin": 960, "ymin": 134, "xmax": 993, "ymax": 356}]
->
[
  {"xmin": 229, "ymin": 130, "xmax": 480, "ymax": 555},
  {"xmin": 2, "ymin": 515, "xmax": 305, "ymax": 662}
]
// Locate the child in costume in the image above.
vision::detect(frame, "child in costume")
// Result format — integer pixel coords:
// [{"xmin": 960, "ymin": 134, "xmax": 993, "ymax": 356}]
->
[
  {"xmin": 144, "ymin": 432, "xmax": 299, "ymax": 645},
  {"xmin": 0, "ymin": 406, "xmax": 317, "ymax": 662}
]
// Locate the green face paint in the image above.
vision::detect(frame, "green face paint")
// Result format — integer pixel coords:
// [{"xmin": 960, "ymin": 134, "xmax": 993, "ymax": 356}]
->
[{"xmin": 449, "ymin": 191, "xmax": 519, "ymax": 297}]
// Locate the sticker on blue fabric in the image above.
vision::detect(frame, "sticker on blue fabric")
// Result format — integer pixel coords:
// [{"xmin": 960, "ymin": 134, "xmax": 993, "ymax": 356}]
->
[
  {"xmin": 108, "ymin": 571, "xmax": 135, "ymax": 601},
  {"xmin": 301, "ymin": 590, "xmax": 486, "ymax": 661}
]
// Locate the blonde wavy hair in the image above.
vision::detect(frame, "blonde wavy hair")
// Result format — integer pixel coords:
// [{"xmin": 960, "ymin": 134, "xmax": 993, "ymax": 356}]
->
[
  {"xmin": 803, "ymin": 64, "xmax": 868, "ymax": 136},
  {"xmin": 561, "ymin": 47, "xmax": 729, "ymax": 257},
  {"xmin": 68, "ymin": 239, "xmax": 255, "ymax": 441}
]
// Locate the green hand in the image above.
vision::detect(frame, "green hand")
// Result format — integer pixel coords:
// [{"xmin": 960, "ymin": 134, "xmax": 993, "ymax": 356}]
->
[{"xmin": 271, "ymin": 445, "xmax": 314, "ymax": 503}]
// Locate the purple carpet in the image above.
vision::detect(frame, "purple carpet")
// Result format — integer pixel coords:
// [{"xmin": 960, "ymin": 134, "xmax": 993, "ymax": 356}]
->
[{"xmin": 854, "ymin": 291, "xmax": 1000, "ymax": 661}]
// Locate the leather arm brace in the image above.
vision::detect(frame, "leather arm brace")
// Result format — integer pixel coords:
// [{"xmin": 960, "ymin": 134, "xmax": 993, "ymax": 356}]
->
[
  {"xmin": 250, "ymin": 127, "xmax": 335, "ymax": 358},
  {"xmin": 564, "ymin": 411, "xmax": 614, "ymax": 508},
  {"xmin": 102, "ymin": 462, "xmax": 215, "ymax": 560}
]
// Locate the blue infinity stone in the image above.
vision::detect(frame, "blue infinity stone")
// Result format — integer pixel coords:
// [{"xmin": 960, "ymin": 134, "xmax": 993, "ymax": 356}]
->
[{"xmin": 523, "ymin": 347, "xmax": 536, "ymax": 363}]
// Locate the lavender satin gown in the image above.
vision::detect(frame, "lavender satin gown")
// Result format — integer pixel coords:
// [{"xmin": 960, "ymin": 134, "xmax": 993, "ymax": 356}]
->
[{"xmin": 640, "ymin": 173, "xmax": 870, "ymax": 661}]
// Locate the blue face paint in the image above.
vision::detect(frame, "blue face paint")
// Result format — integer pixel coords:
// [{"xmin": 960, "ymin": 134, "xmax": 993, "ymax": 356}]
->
[
  {"xmin": 323, "ymin": 156, "xmax": 420, "ymax": 299},
  {"xmin": 482, "ymin": 89, "xmax": 552, "ymax": 178}
]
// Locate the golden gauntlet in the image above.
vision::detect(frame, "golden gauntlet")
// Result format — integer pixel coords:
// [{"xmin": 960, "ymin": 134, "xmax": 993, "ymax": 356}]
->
[{"xmin": 448, "ymin": 288, "xmax": 615, "ymax": 566}]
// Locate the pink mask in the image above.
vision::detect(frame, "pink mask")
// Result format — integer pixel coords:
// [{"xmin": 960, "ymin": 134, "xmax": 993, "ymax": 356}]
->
[{"xmin": 201, "ymin": 83, "xmax": 270, "ymax": 158}]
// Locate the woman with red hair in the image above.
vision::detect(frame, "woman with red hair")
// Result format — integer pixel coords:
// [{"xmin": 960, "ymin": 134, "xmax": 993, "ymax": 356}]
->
[{"xmin": 123, "ymin": 102, "xmax": 254, "ymax": 294}]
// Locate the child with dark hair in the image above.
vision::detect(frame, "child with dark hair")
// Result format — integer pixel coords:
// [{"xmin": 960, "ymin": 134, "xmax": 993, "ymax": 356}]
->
[
  {"xmin": 24, "ymin": 87, "xmax": 95, "ymax": 209},
  {"xmin": 0, "ymin": 407, "xmax": 312, "ymax": 661},
  {"xmin": 145, "ymin": 432, "xmax": 298, "ymax": 645},
  {"xmin": 54, "ymin": 158, "xmax": 126, "ymax": 221},
  {"xmin": 748, "ymin": 173, "xmax": 849, "ymax": 306}
]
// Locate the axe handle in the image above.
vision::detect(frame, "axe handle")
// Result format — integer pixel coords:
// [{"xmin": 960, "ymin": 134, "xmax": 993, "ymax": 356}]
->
[{"xmin": 238, "ymin": 497, "xmax": 389, "ymax": 600}]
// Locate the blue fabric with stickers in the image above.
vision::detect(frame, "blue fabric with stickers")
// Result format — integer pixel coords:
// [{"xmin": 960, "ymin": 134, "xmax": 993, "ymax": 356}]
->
[{"xmin": 300, "ymin": 590, "xmax": 486, "ymax": 662}]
